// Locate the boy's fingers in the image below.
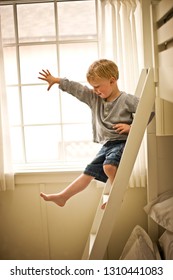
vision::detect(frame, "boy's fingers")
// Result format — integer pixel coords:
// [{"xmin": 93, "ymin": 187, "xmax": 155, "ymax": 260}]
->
[
  {"xmin": 38, "ymin": 76, "xmax": 45, "ymax": 80},
  {"xmin": 42, "ymin": 69, "xmax": 48, "ymax": 75}
]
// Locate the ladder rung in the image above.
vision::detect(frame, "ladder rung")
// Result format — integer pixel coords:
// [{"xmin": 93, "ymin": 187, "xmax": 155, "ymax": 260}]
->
[
  {"xmin": 103, "ymin": 194, "xmax": 109, "ymax": 204},
  {"xmin": 89, "ymin": 233, "xmax": 96, "ymax": 254}
]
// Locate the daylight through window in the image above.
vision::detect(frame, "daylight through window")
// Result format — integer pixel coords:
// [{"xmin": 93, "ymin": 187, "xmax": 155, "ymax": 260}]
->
[{"xmin": 0, "ymin": 0, "xmax": 100, "ymax": 170}]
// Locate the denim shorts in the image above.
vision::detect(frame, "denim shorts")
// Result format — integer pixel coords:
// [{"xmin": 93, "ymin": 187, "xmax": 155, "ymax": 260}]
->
[{"xmin": 84, "ymin": 140, "xmax": 126, "ymax": 183}]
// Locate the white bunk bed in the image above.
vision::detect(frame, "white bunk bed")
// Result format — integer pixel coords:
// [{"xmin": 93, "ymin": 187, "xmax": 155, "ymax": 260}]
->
[
  {"xmin": 119, "ymin": 190, "xmax": 173, "ymax": 260},
  {"xmin": 82, "ymin": 0, "xmax": 173, "ymax": 260},
  {"xmin": 119, "ymin": 0, "xmax": 173, "ymax": 260}
]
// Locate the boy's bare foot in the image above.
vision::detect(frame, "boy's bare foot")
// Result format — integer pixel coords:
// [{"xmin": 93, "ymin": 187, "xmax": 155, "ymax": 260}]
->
[
  {"xmin": 101, "ymin": 202, "xmax": 107, "ymax": 210},
  {"xmin": 40, "ymin": 192, "xmax": 66, "ymax": 207}
]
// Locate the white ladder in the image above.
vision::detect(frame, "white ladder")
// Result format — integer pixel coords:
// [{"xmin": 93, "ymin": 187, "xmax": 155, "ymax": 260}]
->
[{"xmin": 82, "ymin": 68, "xmax": 156, "ymax": 260}]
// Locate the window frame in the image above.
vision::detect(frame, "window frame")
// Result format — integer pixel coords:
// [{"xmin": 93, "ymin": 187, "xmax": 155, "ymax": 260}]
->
[{"xmin": 0, "ymin": 0, "xmax": 100, "ymax": 171}]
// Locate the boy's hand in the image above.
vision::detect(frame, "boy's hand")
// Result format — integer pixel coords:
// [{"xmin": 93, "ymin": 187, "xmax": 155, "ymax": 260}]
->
[
  {"xmin": 112, "ymin": 123, "xmax": 131, "ymax": 134},
  {"xmin": 38, "ymin": 69, "xmax": 60, "ymax": 91}
]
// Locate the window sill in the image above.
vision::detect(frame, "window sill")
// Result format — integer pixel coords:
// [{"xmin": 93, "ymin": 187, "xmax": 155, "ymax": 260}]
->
[
  {"xmin": 14, "ymin": 162, "xmax": 87, "ymax": 185},
  {"xmin": 13, "ymin": 162, "xmax": 104, "ymax": 188},
  {"xmin": 14, "ymin": 169, "xmax": 83, "ymax": 185}
]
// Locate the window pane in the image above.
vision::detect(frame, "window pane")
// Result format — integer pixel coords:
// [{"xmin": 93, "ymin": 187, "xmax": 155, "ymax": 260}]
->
[
  {"xmin": 17, "ymin": 3, "xmax": 56, "ymax": 43},
  {"xmin": 3, "ymin": 47, "xmax": 18, "ymax": 85},
  {"xmin": 10, "ymin": 127, "xmax": 24, "ymax": 163},
  {"xmin": 59, "ymin": 43, "xmax": 98, "ymax": 80},
  {"xmin": 19, "ymin": 45, "xmax": 57, "ymax": 84},
  {"xmin": 58, "ymin": 0, "xmax": 96, "ymax": 40},
  {"xmin": 64, "ymin": 141, "xmax": 100, "ymax": 162},
  {"xmin": 0, "ymin": 5, "xmax": 15, "ymax": 44},
  {"xmin": 63, "ymin": 123, "xmax": 95, "ymax": 162},
  {"xmin": 25, "ymin": 126, "xmax": 62, "ymax": 162},
  {"xmin": 1, "ymin": 0, "xmax": 98, "ymax": 168},
  {"xmin": 6, "ymin": 87, "xmax": 21, "ymax": 126},
  {"xmin": 22, "ymin": 86, "xmax": 60, "ymax": 125},
  {"xmin": 61, "ymin": 92, "xmax": 91, "ymax": 123},
  {"xmin": 63, "ymin": 124, "xmax": 93, "ymax": 142}
]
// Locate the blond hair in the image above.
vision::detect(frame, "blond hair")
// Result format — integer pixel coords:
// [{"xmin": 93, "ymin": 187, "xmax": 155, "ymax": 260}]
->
[{"xmin": 86, "ymin": 59, "xmax": 119, "ymax": 82}]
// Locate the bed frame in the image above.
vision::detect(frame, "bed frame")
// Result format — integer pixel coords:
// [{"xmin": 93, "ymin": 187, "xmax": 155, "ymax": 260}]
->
[{"xmin": 146, "ymin": 0, "xmax": 173, "ymax": 241}]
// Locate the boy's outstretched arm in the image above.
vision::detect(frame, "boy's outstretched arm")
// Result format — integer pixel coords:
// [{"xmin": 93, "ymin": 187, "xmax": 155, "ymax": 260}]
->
[{"xmin": 38, "ymin": 69, "xmax": 60, "ymax": 91}]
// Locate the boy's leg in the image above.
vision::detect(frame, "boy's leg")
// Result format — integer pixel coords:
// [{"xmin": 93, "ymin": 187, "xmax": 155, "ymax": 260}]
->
[
  {"xmin": 101, "ymin": 141, "xmax": 125, "ymax": 209},
  {"xmin": 103, "ymin": 164, "xmax": 117, "ymax": 184},
  {"xmin": 101, "ymin": 164, "xmax": 117, "ymax": 209},
  {"xmin": 40, "ymin": 173, "xmax": 94, "ymax": 207}
]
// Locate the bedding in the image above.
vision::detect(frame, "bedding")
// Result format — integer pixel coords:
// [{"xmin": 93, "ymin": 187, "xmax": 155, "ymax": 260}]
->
[
  {"xmin": 119, "ymin": 225, "xmax": 157, "ymax": 260},
  {"xmin": 144, "ymin": 191, "xmax": 173, "ymax": 232},
  {"xmin": 144, "ymin": 190, "xmax": 173, "ymax": 259},
  {"xmin": 159, "ymin": 230, "xmax": 173, "ymax": 260},
  {"xmin": 120, "ymin": 191, "xmax": 173, "ymax": 260}
]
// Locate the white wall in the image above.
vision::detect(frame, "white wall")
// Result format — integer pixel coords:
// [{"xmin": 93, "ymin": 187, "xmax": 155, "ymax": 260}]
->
[
  {"xmin": 108, "ymin": 187, "xmax": 147, "ymax": 259},
  {"xmin": 0, "ymin": 171, "xmax": 147, "ymax": 260},
  {"xmin": 0, "ymin": 171, "xmax": 102, "ymax": 260}
]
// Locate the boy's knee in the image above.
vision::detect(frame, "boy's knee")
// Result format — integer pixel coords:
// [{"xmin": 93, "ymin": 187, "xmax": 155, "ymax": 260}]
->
[{"xmin": 103, "ymin": 164, "xmax": 117, "ymax": 176}]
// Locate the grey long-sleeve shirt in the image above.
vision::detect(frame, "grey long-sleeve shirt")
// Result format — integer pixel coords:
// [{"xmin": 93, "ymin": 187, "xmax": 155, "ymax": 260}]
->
[{"xmin": 59, "ymin": 78, "xmax": 139, "ymax": 144}]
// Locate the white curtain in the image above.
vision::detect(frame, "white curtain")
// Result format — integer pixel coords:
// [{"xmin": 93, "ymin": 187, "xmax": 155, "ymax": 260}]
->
[
  {"xmin": 0, "ymin": 17, "xmax": 15, "ymax": 191},
  {"xmin": 97, "ymin": 0, "xmax": 147, "ymax": 187}
]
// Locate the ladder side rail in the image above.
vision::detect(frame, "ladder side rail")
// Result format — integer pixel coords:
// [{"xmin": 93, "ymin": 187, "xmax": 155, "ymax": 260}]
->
[
  {"xmin": 81, "ymin": 181, "xmax": 110, "ymax": 259},
  {"xmin": 82, "ymin": 237, "xmax": 90, "ymax": 260},
  {"xmin": 88, "ymin": 68, "xmax": 155, "ymax": 259},
  {"xmin": 134, "ymin": 68, "xmax": 149, "ymax": 97},
  {"xmin": 90, "ymin": 181, "xmax": 111, "ymax": 234}
]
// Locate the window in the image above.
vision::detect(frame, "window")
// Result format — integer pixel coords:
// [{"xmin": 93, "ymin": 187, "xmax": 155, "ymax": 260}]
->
[{"xmin": 0, "ymin": 0, "xmax": 100, "ymax": 170}]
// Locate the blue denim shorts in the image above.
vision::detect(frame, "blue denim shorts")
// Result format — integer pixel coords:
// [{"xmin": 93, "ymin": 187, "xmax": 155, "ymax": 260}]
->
[{"xmin": 84, "ymin": 140, "xmax": 126, "ymax": 183}]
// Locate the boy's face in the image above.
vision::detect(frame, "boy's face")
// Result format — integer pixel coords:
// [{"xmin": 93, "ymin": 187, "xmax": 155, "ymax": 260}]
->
[{"xmin": 89, "ymin": 77, "xmax": 116, "ymax": 99}]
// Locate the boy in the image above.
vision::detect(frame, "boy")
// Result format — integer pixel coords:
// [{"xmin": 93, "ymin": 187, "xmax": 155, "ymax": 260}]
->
[{"xmin": 38, "ymin": 59, "xmax": 139, "ymax": 209}]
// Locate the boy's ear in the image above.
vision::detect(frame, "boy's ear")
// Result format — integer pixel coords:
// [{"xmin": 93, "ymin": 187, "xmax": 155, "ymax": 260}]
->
[{"xmin": 110, "ymin": 77, "xmax": 116, "ymax": 84}]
